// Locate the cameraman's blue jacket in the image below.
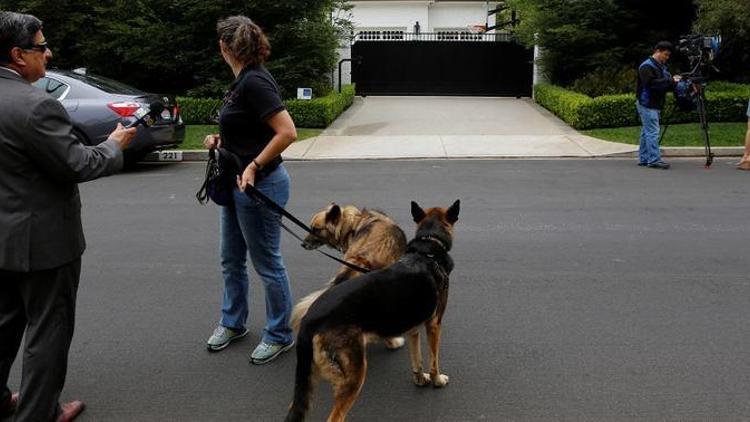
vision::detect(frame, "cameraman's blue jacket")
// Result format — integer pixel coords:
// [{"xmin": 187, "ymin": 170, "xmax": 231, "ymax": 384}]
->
[{"xmin": 637, "ymin": 57, "xmax": 674, "ymax": 110}]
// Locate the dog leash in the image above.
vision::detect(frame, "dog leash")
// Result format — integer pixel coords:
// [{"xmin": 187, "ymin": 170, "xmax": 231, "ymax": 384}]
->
[{"xmin": 244, "ymin": 185, "xmax": 371, "ymax": 274}]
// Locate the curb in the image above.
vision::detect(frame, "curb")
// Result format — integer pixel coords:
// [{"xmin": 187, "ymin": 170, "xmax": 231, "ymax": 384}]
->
[
  {"xmin": 661, "ymin": 147, "xmax": 744, "ymax": 157},
  {"xmin": 144, "ymin": 147, "xmax": 744, "ymax": 163}
]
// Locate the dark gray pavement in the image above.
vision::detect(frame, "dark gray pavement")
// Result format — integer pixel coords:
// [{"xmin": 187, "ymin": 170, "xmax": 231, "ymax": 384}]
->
[{"xmin": 6, "ymin": 159, "xmax": 750, "ymax": 421}]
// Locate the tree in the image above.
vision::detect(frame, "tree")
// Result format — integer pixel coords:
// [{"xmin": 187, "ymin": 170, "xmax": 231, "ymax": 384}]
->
[
  {"xmin": 694, "ymin": 0, "xmax": 750, "ymax": 83},
  {"xmin": 507, "ymin": 0, "xmax": 697, "ymax": 92},
  {"xmin": 0, "ymin": 0, "xmax": 349, "ymax": 97}
]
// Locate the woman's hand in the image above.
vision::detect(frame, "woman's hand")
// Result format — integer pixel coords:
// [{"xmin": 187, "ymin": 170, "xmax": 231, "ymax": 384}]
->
[
  {"xmin": 203, "ymin": 134, "xmax": 221, "ymax": 149},
  {"xmin": 237, "ymin": 162, "xmax": 257, "ymax": 191}
]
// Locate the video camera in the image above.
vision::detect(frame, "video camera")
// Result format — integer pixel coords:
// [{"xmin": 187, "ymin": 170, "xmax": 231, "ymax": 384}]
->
[
  {"xmin": 673, "ymin": 34, "xmax": 721, "ymax": 111},
  {"xmin": 678, "ymin": 34, "xmax": 721, "ymax": 63}
]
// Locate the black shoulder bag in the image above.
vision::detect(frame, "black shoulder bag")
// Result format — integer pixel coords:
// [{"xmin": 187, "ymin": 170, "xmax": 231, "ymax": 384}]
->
[{"xmin": 196, "ymin": 148, "xmax": 243, "ymax": 206}]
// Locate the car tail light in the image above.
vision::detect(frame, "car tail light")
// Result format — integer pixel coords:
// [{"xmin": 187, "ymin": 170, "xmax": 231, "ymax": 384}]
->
[
  {"xmin": 107, "ymin": 101, "xmax": 141, "ymax": 117},
  {"xmin": 173, "ymin": 105, "xmax": 180, "ymax": 118}
]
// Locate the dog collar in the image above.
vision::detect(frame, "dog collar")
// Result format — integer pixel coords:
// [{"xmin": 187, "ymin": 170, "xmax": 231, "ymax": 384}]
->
[{"xmin": 418, "ymin": 235, "xmax": 448, "ymax": 251}]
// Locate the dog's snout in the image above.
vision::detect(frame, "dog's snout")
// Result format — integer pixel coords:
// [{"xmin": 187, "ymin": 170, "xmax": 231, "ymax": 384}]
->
[{"xmin": 302, "ymin": 237, "xmax": 320, "ymax": 250}]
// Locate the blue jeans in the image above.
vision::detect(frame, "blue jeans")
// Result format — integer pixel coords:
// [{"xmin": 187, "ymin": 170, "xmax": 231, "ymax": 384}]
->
[
  {"xmin": 219, "ymin": 164, "xmax": 293, "ymax": 345},
  {"xmin": 636, "ymin": 102, "xmax": 662, "ymax": 164}
]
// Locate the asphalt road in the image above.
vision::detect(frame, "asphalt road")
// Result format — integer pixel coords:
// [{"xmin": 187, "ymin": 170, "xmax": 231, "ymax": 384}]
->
[{"xmin": 6, "ymin": 159, "xmax": 750, "ymax": 421}]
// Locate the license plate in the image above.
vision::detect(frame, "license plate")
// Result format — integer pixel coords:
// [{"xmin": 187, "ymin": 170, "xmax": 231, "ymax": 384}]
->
[{"xmin": 158, "ymin": 151, "xmax": 182, "ymax": 162}]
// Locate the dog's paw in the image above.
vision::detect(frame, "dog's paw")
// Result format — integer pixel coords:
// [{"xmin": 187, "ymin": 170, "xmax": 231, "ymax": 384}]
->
[
  {"xmin": 413, "ymin": 372, "xmax": 432, "ymax": 387},
  {"xmin": 384, "ymin": 337, "xmax": 405, "ymax": 350},
  {"xmin": 432, "ymin": 373, "xmax": 449, "ymax": 388}
]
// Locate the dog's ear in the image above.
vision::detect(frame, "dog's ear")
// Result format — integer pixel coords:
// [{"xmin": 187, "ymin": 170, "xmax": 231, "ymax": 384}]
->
[
  {"xmin": 411, "ymin": 201, "xmax": 426, "ymax": 223},
  {"xmin": 446, "ymin": 200, "xmax": 460, "ymax": 224},
  {"xmin": 326, "ymin": 204, "xmax": 341, "ymax": 225}
]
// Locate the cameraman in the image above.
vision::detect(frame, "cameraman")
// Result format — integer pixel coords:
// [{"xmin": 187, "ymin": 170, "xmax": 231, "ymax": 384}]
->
[
  {"xmin": 636, "ymin": 41, "xmax": 682, "ymax": 169},
  {"xmin": 739, "ymin": 99, "xmax": 750, "ymax": 171}
]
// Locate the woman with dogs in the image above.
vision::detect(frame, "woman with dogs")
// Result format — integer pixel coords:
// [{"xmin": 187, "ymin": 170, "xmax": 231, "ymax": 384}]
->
[{"xmin": 202, "ymin": 16, "xmax": 297, "ymax": 364}]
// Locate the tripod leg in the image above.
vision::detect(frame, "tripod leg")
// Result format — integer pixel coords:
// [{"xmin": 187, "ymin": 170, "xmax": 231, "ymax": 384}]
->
[
  {"xmin": 697, "ymin": 93, "xmax": 713, "ymax": 167},
  {"xmin": 658, "ymin": 124, "xmax": 670, "ymax": 146}
]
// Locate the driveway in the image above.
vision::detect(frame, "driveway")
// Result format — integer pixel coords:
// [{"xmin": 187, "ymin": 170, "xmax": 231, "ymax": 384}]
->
[
  {"xmin": 323, "ymin": 96, "xmax": 574, "ymax": 136},
  {"xmin": 283, "ymin": 96, "xmax": 636, "ymax": 160}
]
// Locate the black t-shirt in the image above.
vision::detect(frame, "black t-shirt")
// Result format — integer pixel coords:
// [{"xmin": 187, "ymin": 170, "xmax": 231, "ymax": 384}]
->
[{"xmin": 219, "ymin": 65, "xmax": 285, "ymax": 173}]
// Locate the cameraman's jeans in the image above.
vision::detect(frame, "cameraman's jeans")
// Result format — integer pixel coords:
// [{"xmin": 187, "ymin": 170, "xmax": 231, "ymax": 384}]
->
[
  {"xmin": 636, "ymin": 102, "xmax": 662, "ymax": 164},
  {"xmin": 218, "ymin": 164, "xmax": 293, "ymax": 346}
]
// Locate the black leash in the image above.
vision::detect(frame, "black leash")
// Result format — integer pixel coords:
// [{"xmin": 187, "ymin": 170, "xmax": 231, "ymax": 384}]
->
[{"xmin": 244, "ymin": 185, "xmax": 371, "ymax": 274}]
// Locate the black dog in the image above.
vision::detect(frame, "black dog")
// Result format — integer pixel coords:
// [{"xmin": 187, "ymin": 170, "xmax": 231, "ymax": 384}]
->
[{"xmin": 285, "ymin": 200, "xmax": 460, "ymax": 422}]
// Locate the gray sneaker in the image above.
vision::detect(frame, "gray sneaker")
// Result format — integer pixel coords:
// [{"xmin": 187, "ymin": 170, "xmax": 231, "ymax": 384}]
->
[
  {"xmin": 206, "ymin": 326, "xmax": 248, "ymax": 352},
  {"xmin": 249, "ymin": 340, "xmax": 295, "ymax": 365}
]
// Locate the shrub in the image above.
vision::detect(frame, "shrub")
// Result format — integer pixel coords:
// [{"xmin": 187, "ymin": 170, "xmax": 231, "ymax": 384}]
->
[
  {"xmin": 570, "ymin": 67, "xmax": 638, "ymax": 97},
  {"xmin": 177, "ymin": 84, "xmax": 356, "ymax": 127},
  {"xmin": 176, "ymin": 97, "xmax": 221, "ymax": 125},
  {"xmin": 534, "ymin": 83, "xmax": 750, "ymax": 130},
  {"xmin": 285, "ymin": 84, "xmax": 355, "ymax": 128}
]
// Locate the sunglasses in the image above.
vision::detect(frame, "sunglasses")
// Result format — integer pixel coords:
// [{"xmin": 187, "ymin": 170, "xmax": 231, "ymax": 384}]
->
[{"xmin": 21, "ymin": 41, "xmax": 48, "ymax": 53}]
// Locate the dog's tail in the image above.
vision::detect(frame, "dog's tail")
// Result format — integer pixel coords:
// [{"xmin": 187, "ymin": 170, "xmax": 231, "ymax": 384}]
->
[
  {"xmin": 285, "ymin": 326, "xmax": 316, "ymax": 422},
  {"xmin": 290, "ymin": 288, "xmax": 326, "ymax": 333}
]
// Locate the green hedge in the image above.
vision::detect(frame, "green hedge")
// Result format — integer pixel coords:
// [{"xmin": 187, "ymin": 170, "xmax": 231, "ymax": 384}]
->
[
  {"xmin": 285, "ymin": 84, "xmax": 355, "ymax": 128},
  {"xmin": 177, "ymin": 84, "xmax": 356, "ymax": 128},
  {"xmin": 175, "ymin": 97, "xmax": 220, "ymax": 126},
  {"xmin": 534, "ymin": 83, "xmax": 750, "ymax": 130}
]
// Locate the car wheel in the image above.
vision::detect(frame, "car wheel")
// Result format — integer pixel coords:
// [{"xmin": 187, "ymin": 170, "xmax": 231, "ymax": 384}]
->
[{"xmin": 123, "ymin": 149, "xmax": 150, "ymax": 169}]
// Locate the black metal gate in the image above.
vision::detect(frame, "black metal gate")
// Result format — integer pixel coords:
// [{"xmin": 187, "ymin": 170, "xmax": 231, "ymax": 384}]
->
[{"xmin": 352, "ymin": 36, "xmax": 533, "ymax": 97}]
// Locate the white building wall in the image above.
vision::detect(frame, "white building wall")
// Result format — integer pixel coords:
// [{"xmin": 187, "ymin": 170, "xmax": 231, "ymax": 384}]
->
[
  {"xmin": 428, "ymin": 3, "xmax": 493, "ymax": 31},
  {"xmin": 350, "ymin": 2, "xmax": 429, "ymax": 32}
]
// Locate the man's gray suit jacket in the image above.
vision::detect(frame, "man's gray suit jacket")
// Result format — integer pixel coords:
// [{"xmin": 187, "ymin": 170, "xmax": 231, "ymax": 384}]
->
[{"xmin": 0, "ymin": 67, "xmax": 123, "ymax": 272}]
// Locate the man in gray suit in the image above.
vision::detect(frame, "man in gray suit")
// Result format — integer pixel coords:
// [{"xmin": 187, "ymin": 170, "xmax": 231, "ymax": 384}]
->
[{"xmin": 0, "ymin": 12, "xmax": 136, "ymax": 421}]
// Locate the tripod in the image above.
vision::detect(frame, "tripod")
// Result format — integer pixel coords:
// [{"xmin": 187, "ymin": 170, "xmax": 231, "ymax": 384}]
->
[{"xmin": 658, "ymin": 79, "xmax": 714, "ymax": 168}]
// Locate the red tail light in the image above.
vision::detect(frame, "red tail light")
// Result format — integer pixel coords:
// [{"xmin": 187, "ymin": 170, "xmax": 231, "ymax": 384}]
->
[
  {"xmin": 107, "ymin": 101, "xmax": 141, "ymax": 117},
  {"xmin": 173, "ymin": 105, "xmax": 180, "ymax": 118}
]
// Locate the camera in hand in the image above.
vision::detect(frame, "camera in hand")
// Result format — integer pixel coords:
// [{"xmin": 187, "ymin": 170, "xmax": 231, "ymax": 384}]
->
[{"xmin": 125, "ymin": 102, "xmax": 165, "ymax": 129}]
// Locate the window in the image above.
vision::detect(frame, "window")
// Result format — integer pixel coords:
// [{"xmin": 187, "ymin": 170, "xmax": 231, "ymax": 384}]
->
[
  {"xmin": 32, "ymin": 77, "xmax": 69, "ymax": 100},
  {"xmin": 357, "ymin": 28, "xmax": 406, "ymax": 41},
  {"xmin": 435, "ymin": 28, "xmax": 484, "ymax": 41},
  {"xmin": 61, "ymin": 72, "xmax": 145, "ymax": 95}
]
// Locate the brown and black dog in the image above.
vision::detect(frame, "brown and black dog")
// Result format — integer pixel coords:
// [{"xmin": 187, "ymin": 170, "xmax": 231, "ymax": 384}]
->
[
  {"xmin": 285, "ymin": 200, "xmax": 460, "ymax": 422},
  {"xmin": 291, "ymin": 203, "xmax": 408, "ymax": 350}
]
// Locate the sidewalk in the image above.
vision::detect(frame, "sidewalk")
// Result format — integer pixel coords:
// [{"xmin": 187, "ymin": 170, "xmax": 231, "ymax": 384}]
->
[
  {"xmin": 147, "ymin": 96, "xmax": 743, "ymax": 162},
  {"xmin": 281, "ymin": 133, "xmax": 637, "ymax": 160},
  {"xmin": 154, "ymin": 139, "xmax": 743, "ymax": 162}
]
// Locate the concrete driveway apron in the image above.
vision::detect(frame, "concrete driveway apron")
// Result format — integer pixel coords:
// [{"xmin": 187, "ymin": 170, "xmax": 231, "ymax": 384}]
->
[{"xmin": 283, "ymin": 96, "xmax": 635, "ymax": 159}]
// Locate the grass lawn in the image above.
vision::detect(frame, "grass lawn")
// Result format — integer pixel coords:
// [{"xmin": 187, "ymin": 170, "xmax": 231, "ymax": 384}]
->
[
  {"xmin": 180, "ymin": 125, "xmax": 323, "ymax": 150},
  {"xmin": 584, "ymin": 122, "xmax": 748, "ymax": 147}
]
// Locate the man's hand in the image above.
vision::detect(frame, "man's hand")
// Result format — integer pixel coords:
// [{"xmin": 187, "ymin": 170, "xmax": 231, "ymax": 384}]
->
[
  {"xmin": 203, "ymin": 134, "xmax": 221, "ymax": 149},
  {"xmin": 109, "ymin": 123, "xmax": 137, "ymax": 151},
  {"xmin": 237, "ymin": 163, "xmax": 257, "ymax": 191},
  {"xmin": 673, "ymin": 75, "xmax": 683, "ymax": 82}
]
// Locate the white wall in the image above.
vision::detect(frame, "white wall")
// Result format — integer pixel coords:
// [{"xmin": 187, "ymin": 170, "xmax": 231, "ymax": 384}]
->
[
  {"xmin": 333, "ymin": 44, "xmax": 352, "ymax": 91},
  {"xmin": 428, "ymin": 3, "xmax": 493, "ymax": 31},
  {"xmin": 349, "ymin": 1, "xmax": 493, "ymax": 32},
  {"xmin": 350, "ymin": 2, "xmax": 428, "ymax": 32}
]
